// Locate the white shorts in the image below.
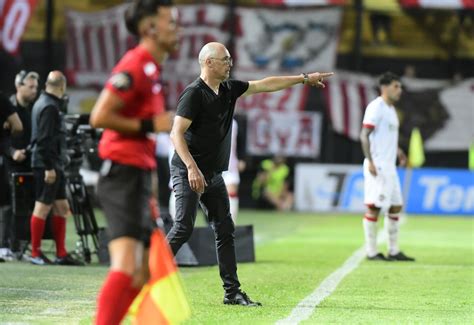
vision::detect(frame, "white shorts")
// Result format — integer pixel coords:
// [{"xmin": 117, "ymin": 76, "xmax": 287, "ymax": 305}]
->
[
  {"xmin": 222, "ymin": 170, "xmax": 240, "ymax": 186},
  {"xmin": 363, "ymin": 160, "xmax": 403, "ymax": 209}
]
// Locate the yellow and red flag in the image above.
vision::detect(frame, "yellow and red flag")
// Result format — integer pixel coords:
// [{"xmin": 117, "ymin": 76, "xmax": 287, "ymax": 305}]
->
[{"xmin": 129, "ymin": 229, "xmax": 191, "ymax": 324}]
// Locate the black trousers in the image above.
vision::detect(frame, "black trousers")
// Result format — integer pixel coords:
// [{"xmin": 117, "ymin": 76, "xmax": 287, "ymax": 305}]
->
[{"xmin": 167, "ymin": 166, "xmax": 240, "ymax": 295}]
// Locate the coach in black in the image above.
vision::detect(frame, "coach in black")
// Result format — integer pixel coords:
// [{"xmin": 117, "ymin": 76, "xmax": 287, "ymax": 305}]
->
[{"xmin": 169, "ymin": 41, "xmax": 333, "ymax": 306}]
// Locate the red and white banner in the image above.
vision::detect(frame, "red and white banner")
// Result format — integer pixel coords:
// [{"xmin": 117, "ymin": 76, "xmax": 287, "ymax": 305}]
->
[
  {"xmin": 65, "ymin": 4, "xmax": 135, "ymax": 86},
  {"xmin": 0, "ymin": 0, "xmax": 38, "ymax": 54},
  {"xmin": 246, "ymin": 109, "xmax": 322, "ymax": 157},
  {"xmin": 323, "ymin": 71, "xmax": 377, "ymax": 141},
  {"xmin": 162, "ymin": 5, "xmax": 230, "ymax": 106},
  {"xmin": 424, "ymin": 78, "xmax": 474, "ymax": 151},
  {"xmin": 259, "ymin": 0, "xmax": 347, "ymax": 6},
  {"xmin": 324, "ymin": 72, "xmax": 472, "ymax": 152},
  {"xmin": 398, "ymin": 0, "xmax": 474, "ymax": 9},
  {"xmin": 164, "ymin": 5, "xmax": 341, "ymax": 109},
  {"xmin": 65, "ymin": 3, "xmax": 341, "ymax": 112}
]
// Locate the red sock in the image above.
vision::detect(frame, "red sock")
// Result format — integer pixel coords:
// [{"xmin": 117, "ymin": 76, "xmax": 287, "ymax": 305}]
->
[
  {"xmin": 51, "ymin": 215, "xmax": 67, "ymax": 257},
  {"xmin": 95, "ymin": 271, "xmax": 133, "ymax": 325},
  {"xmin": 30, "ymin": 216, "xmax": 46, "ymax": 257}
]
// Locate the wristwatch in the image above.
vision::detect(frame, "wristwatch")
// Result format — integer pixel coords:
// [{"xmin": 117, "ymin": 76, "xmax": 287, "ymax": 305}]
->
[{"xmin": 301, "ymin": 73, "xmax": 309, "ymax": 85}]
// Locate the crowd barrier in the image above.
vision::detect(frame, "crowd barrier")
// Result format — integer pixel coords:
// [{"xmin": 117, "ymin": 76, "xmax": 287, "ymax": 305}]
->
[{"xmin": 295, "ymin": 163, "xmax": 473, "ymax": 216}]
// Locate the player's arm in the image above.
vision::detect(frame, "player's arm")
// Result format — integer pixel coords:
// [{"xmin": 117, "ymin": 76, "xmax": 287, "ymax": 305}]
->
[
  {"xmin": 243, "ymin": 71, "xmax": 334, "ymax": 96},
  {"xmin": 90, "ymin": 89, "xmax": 172, "ymax": 134},
  {"xmin": 170, "ymin": 116, "xmax": 207, "ymax": 193},
  {"xmin": 360, "ymin": 126, "xmax": 377, "ymax": 176}
]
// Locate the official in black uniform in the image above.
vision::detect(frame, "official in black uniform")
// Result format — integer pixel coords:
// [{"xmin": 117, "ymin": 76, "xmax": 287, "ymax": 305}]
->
[
  {"xmin": 168, "ymin": 41, "xmax": 334, "ymax": 306},
  {"xmin": 30, "ymin": 71, "xmax": 80, "ymax": 266}
]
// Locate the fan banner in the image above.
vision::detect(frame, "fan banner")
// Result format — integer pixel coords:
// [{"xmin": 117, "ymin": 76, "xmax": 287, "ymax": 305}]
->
[
  {"xmin": 164, "ymin": 5, "xmax": 341, "ymax": 109},
  {"xmin": 65, "ymin": 4, "xmax": 134, "ymax": 86},
  {"xmin": 65, "ymin": 3, "xmax": 341, "ymax": 114},
  {"xmin": 258, "ymin": 0, "xmax": 347, "ymax": 6},
  {"xmin": 324, "ymin": 72, "xmax": 472, "ymax": 152},
  {"xmin": 246, "ymin": 109, "xmax": 322, "ymax": 157},
  {"xmin": 0, "ymin": 0, "xmax": 38, "ymax": 54},
  {"xmin": 423, "ymin": 78, "xmax": 474, "ymax": 151},
  {"xmin": 234, "ymin": 7, "xmax": 341, "ymax": 74},
  {"xmin": 398, "ymin": 0, "xmax": 474, "ymax": 10}
]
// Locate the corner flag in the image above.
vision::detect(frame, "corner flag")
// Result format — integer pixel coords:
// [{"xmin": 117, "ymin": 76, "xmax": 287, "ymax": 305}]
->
[
  {"xmin": 408, "ymin": 127, "xmax": 425, "ymax": 168},
  {"xmin": 129, "ymin": 229, "xmax": 191, "ymax": 324}
]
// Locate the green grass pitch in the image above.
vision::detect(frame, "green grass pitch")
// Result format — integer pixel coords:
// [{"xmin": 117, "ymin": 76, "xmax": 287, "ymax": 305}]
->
[{"xmin": 0, "ymin": 210, "xmax": 472, "ymax": 324}]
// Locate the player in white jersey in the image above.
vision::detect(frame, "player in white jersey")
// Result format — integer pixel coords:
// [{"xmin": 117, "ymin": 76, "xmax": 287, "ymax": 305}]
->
[
  {"xmin": 360, "ymin": 72, "xmax": 415, "ymax": 262},
  {"xmin": 222, "ymin": 119, "xmax": 242, "ymax": 224}
]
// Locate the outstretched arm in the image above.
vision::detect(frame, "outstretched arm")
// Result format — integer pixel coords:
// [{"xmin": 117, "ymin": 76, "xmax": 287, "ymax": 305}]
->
[{"xmin": 243, "ymin": 71, "xmax": 334, "ymax": 96}]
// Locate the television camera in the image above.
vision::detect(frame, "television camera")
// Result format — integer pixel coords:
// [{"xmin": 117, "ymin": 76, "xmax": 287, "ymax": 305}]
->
[{"xmin": 63, "ymin": 114, "xmax": 102, "ymax": 263}]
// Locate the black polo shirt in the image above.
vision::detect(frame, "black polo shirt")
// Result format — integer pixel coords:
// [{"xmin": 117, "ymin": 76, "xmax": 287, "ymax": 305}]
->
[
  {"xmin": 172, "ymin": 78, "xmax": 249, "ymax": 175},
  {"xmin": 0, "ymin": 92, "xmax": 16, "ymax": 148},
  {"xmin": 9, "ymin": 95, "xmax": 33, "ymax": 153}
]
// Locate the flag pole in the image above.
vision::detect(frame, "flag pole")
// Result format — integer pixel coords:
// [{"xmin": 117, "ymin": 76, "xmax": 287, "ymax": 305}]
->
[{"xmin": 402, "ymin": 127, "xmax": 425, "ymax": 215}]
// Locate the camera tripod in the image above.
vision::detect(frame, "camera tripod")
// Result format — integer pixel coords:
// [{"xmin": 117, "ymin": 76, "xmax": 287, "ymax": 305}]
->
[{"xmin": 65, "ymin": 173, "xmax": 100, "ymax": 264}]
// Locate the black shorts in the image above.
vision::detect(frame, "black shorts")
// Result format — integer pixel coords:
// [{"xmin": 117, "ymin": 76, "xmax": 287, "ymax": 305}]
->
[
  {"xmin": 33, "ymin": 168, "xmax": 67, "ymax": 205},
  {"xmin": 97, "ymin": 161, "xmax": 154, "ymax": 245}
]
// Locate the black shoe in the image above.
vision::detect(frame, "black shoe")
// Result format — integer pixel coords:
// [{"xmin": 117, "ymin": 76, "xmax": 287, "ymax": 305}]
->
[
  {"xmin": 54, "ymin": 254, "xmax": 85, "ymax": 266},
  {"xmin": 367, "ymin": 253, "xmax": 388, "ymax": 261},
  {"xmin": 223, "ymin": 291, "xmax": 262, "ymax": 307},
  {"xmin": 388, "ymin": 251, "xmax": 415, "ymax": 261},
  {"xmin": 0, "ymin": 257, "xmax": 5, "ymax": 263}
]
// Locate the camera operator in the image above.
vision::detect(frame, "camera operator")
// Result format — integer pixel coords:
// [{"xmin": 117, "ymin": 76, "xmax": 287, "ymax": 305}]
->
[
  {"xmin": 0, "ymin": 71, "xmax": 39, "ymax": 261},
  {"xmin": 29, "ymin": 71, "xmax": 81, "ymax": 266},
  {"xmin": 0, "ymin": 92, "xmax": 23, "ymax": 263},
  {"xmin": 10, "ymin": 71, "xmax": 40, "ymax": 170}
]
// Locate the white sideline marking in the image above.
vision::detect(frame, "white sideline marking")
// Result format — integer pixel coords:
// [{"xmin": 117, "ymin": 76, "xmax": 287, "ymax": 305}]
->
[{"xmin": 276, "ymin": 226, "xmax": 392, "ymax": 325}]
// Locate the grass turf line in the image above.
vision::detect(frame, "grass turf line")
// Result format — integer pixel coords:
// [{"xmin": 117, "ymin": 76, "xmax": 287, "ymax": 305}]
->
[{"xmin": 0, "ymin": 211, "xmax": 472, "ymax": 324}]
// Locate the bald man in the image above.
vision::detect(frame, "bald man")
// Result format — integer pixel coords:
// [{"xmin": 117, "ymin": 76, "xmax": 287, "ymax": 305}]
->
[
  {"xmin": 29, "ymin": 71, "xmax": 81, "ymax": 266},
  {"xmin": 168, "ymin": 42, "xmax": 333, "ymax": 306}
]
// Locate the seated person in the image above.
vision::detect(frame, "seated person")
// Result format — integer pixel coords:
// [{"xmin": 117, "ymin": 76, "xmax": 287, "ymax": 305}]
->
[{"xmin": 252, "ymin": 155, "xmax": 293, "ymax": 211}]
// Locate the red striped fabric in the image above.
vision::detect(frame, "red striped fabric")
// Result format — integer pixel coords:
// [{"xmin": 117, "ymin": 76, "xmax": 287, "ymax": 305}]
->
[
  {"xmin": 399, "ymin": 0, "xmax": 474, "ymax": 9},
  {"xmin": 259, "ymin": 0, "xmax": 347, "ymax": 6},
  {"xmin": 0, "ymin": 0, "xmax": 39, "ymax": 54},
  {"xmin": 324, "ymin": 72, "xmax": 377, "ymax": 141},
  {"xmin": 65, "ymin": 4, "xmax": 136, "ymax": 86}
]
